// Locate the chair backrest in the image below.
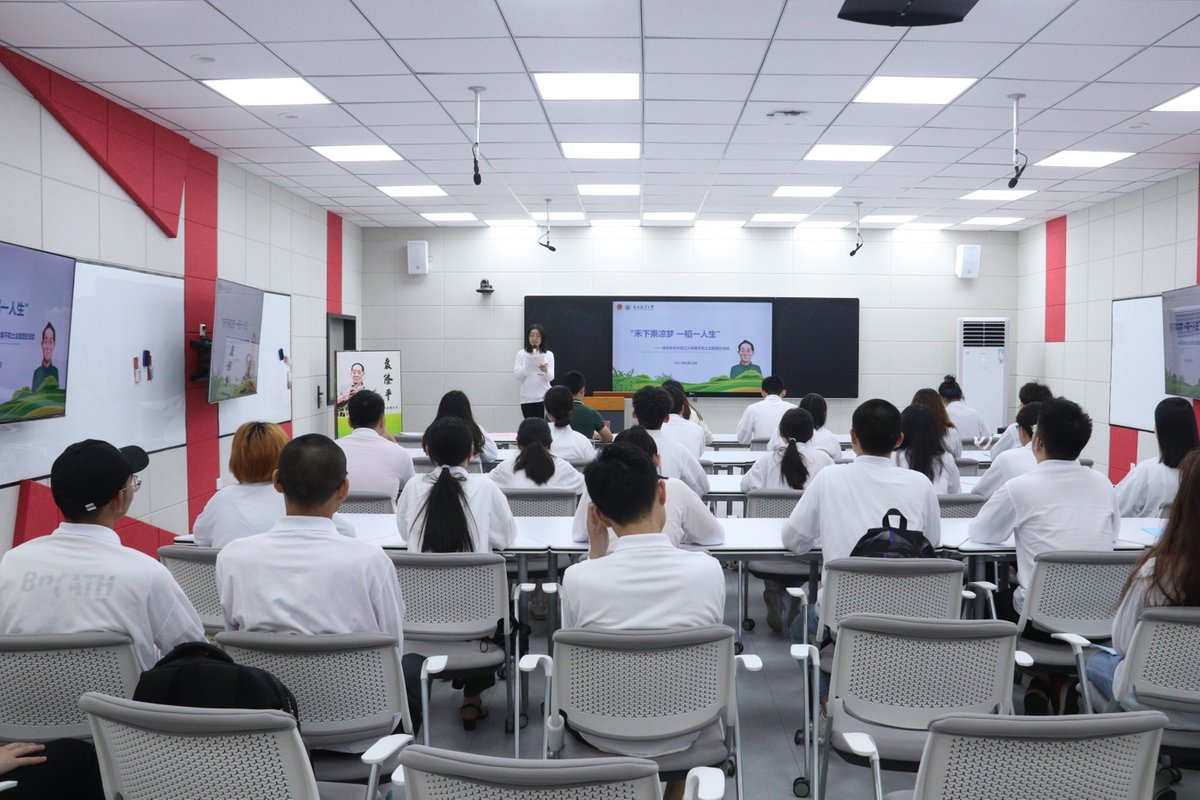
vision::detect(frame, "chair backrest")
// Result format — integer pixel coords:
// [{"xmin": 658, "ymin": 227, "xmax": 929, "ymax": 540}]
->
[
  {"xmin": 550, "ymin": 625, "xmax": 735, "ymax": 742},
  {"xmin": 749, "ymin": 438, "xmax": 769, "ymax": 452},
  {"xmin": 0, "ymin": 634, "xmax": 142, "ymax": 741},
  {"xmin": 80, "ymin": 692, "xmax": 322, "ymax": 800},
  {"xmin": 339, "ymin": 492, "xmax": 396, "ymax": 514},
  {"xmin": 830, "ymin": 615, "xmax": 1018, "ymax": 730},
  {"xmin": 820, "ymin": 558, "xmax": 966, "ymax": 635},
  {"xmin": 502, "ymin": 488, "xmax": 578, "ymax": 517},
  {"xmin": 398, "ymin": 744, "xmax": 662, "ymax": 800},
  {"xmin": 1019, "ymin": 550, "xmax": 1139, "ymax": 640},
  {"xmin": 414, "ymin": 455, "xmax": 482, "ymax": 474},
  {"xmin": 157, "ymin": 545, "xmax": 223, "ymax": 633},
  {"xmin": 1117, "ymin": 607, "xmax": 1200, "ymax": 715},
  {"xmin": 745, "ymin": 489, "xmax": 803, "ymax": 518},
  {"xmin": 937, "ymin": 493, "xmax": 985, "ymax": 518},
  {"xmin": 909, "ymin": 711, "xmax": 1166, "ymax": 800},
  {"xmin": 395, "ymin": 432, "xmax": 424, "ymax": 445},
  {"xmin": 387, "ymin": 552, "xmax": 509, "ymax": 640},
  {"xmin": 216, "ymin": 631, "xmax": 409, "ymax": 746},
  {"xmin": 954, "ymin": 457, "xmax": 979, "ymax": 477}
]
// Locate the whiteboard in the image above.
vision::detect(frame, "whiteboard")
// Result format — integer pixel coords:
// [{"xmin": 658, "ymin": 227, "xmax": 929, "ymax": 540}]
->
[
  {"xmin": 1110, "ymin": 295, "xmax": 1170, "ymax": 432},
  {"xmin": 218, "ymin": 291, "xmax": 292, "ymax": 435},
  {"xmin": 0, "ymin": 261, "xmax": 187, "ymax": 484}
]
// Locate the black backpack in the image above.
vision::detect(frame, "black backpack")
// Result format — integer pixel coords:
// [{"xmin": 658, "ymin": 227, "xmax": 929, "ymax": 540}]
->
[
  {"xmin": 133, "ymin": 641, "xmax": 300, "ymax": 727},
  {"xmin": 850, "ymin": 508, "xmax": 935, "ymax": 559}
]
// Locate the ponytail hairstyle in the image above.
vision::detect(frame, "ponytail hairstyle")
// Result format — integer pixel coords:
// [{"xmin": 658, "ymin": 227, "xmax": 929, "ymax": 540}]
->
[
  {"xmin": 938, "ymin": 375, "xmax": 964, "ymax": 403},
  {"xmin": 1155, "ymin": 397, "xmax": 1199, "ymax": 469},
  {"xmin": 912, "ymin": 387, "xmax": 955, "ymax": 438},
  {"xmin": 513, "ymin": 417, "xmax": 555, "ymax": 485},
  {"xmin": 777, "ymin": 407, "xmax": 815, "ymax": 490},
  {"xmin": 415, "ymin": 416, "xmax": 475, "ymax": 553},
  {"xmin": 436, "ymin": 390, "xmax": 485, "ymax": 455},
  {"xmin": 543, "ymin": 385, "xmax": 575, "ymax": 429},
  {"xmin": 899, "ymin": 403, "xmax": 946, "ymax": 482},
  {"xmin": 1122, "ymin": 449, "xmax": 1200, "ymax": 607}
]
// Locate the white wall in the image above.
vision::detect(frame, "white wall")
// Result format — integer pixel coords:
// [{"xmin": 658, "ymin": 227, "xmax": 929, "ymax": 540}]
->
[
  {"xmin": 360, "ymin": 224, "xmax": 1021, "ymax": 435},
  {"xmin": 1015, "ymin": 169, "xmax": 1199, "ymax": 476}
]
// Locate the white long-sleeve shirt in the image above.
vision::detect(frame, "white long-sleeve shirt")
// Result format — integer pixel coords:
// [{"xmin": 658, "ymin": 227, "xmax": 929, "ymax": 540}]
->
[
  {"xmin": 971, "ymin": 443, "xmax": 1037, "ymax": 500},
  {"xmin": 807, "ymin": 427, "xmax": 843, "ymax": 462},
  {"xmin": 942, "ymin": 427, "xmax": 963, "ymax": 459},
  {"xmin": 946, "ymin": 400, "xmax": 991, "ymax": 441},
  {"xmin": 646, "ymin": 429, "xmax": 710, "ymax": 496},
  {"xmin": 549, "ymin": 424, "xmax": 596, "ymax": 463},
  {"xmin": 1114, "ymin": 458, "xmax": 1179, "ymax": 518},
  {"xmin": 572, "ymin": 477, "xmax": 725, "ymax": 549},
  {"xmin": 513, "ymin": 349, "xmax": 555, "ymax": 403},
  {"xmin": 396, "ymin": 467, "xmax": 518, "ymax": 552},
  {"xmin": 192, "ymin": 481, "xmax": 356, "ymax": 548},
  {"xmin": 0, "ymin": 523, "xmax": 205, "ymax": 670},
  {"xmin": 968, "ymin": 460, "xmax": 1118, "ymax": 611},
  {"xmin": 735, "ymin": 394, "xmax": 792, "ymax": 444},
  {"xmin": 892, "ymin": 449, "xmax": 962, "ymax": 494},
  {"xmin": 336, "ymin": 427, "xmax": 416, "ymax": 500},
  {"xmin": 990, "ymin": 422, "xmax": 1021, "ymax": 456},
  {"xmin": 740, "ymin": 444, "xmax": 834, "ymax": 493},
  {"xmin": 663, "ymin": 413, "xmax": 706, "ymax": 458},
  {"xmin": 487, "ymin": 453, "xmax": 585, "ymax": 493}
]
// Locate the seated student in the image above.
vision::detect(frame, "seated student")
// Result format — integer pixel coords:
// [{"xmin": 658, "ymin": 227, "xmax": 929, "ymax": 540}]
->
[
  {"xmin": 798, "ymin": 393, "xmax": 841, "ymax": 461},
  {"xmin": 1116, "ymin": 397, "xmax": 1199, "ymax": 517},
  {"xmin": 0, "ymin": 440, "xmax": 204, "ymax": 670},
  {"xmin": 741, "ymin": 407, "xmax": 835, "ymax": 493},
  {"xmin": 662, "ymin": 379, "xmax": 713, "ymax": 446},
  {"xmin": 991, "ymin": 382, "xmax": 1054, "ymax": 456},
  {"xmin": 215, "ymin": 434, "xmax": 419, "ymax": 736},
  {"xmin": 335, "ymin": 389, "xmax": 415, "ymax": 501},
  {"xmin": 572, "ymin": 426, "xmax": 724, "ymax": 551},
  {"xmin": 735, "ymin": 375, "xmax": 792, "ymax": 445},
  {"xmin": 436, "ymin": 389, "xmax": 498, "ymax": 463},
  {"xmin": 561, "ymin": 442, "xmax": 725, "ymax": 799},
  {"xmin": 661, "ymin": 383, "xmax": 706, "ymax": 458},
  {"xmin": 893, "ymin": 404, "xmax": 962, "ymax": 494},
  {"xmin": 394, "ymin": 416, "xmax": 517, "ymax": 728},
  {"xmin": 939, "ymin": 375, "xmax": 991, "ymax": 441},
  {"xmin": 560, "ymin": 370, "xmax": 613, "ymax": 443},
  {"xmin": 968, "ymin": 398, "xmax": 1118, "ymax": 618},
  {"xmin": 912, "ymin": 387, "xmax": 962, "ymax": 458},
  {"xmin": 631, "ymin": 386, "xmax": 710, "ymax": 496},
  {"xmin": 0, "ymin": 739, "xmax": 104, "ymax": 800},
  {"xmin": 543, "ymin": 385, "xmax": 597, "ymax": 463},
  {"xmin": 487, "ymin": 417, "xmax": 585, "ymax": 494},
  {"xmin": 1086, "ymin": 449, "xmax": 1200, "ymax": 729},
  {"xmin": 972, "ymin": 402, "xmax": 1041, "ymax": 500}
]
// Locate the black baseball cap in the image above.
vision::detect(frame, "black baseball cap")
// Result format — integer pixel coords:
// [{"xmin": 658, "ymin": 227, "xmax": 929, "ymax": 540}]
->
[{"xmin": 51, "ymin": 440, "xmax": 150, "ymax": 515}]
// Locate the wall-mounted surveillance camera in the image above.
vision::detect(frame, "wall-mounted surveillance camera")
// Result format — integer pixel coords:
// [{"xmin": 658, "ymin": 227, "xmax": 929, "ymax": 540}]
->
[{"xmin": 476, "ymin": 279, "xmax": 494, "ymax": 294}]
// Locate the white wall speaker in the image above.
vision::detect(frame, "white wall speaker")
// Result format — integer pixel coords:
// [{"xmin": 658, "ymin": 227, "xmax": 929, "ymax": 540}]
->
[
  {"xmin": 955, "ymin": 244, "xmax": 981, "ymax": 279},
  {"xmin": 407, "ymin": 240, "xmax": 429, "ymax": 275}
]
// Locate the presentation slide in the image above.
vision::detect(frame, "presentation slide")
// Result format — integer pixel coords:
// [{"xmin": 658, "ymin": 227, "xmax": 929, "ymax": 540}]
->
[
  {"xmin": 0, "ymin": 241, "xmax": 75, "ymax": 423},
  {"xmin": 1163, "ymin": 285, "xmax": 1200, "ymax": 398},
  {"xmin": 209, "ymin": 279, "xmax": 264, "ymax": 403},
  {"xmin": 611, "ymin": 300, "xmax": 772, "ymax": 394}
]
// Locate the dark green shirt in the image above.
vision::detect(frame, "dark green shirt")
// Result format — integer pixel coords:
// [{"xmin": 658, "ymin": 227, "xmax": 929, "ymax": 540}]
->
[
  {"xmin": 729, "ymin": 363, "xmax": 762, "ymax": 380},
  {"xmin": 32, "ymin": 364, "xmax": 59, "ymax": 392},
  {"xmin": 570, "ymin": 398, "xmax": 605, "ymax": 438}
]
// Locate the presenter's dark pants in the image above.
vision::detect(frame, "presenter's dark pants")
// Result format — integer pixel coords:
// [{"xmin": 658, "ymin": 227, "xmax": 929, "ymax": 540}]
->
[{"xmin": 520, "ymin": 401, "xmax": 545, "ymax": 420}]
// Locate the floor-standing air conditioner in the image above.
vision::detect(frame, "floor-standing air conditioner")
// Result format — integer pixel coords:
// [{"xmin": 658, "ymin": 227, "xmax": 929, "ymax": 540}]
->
[{"xmin": 956, "ymin": 317, "xmax": 1008, "ymax": 435}]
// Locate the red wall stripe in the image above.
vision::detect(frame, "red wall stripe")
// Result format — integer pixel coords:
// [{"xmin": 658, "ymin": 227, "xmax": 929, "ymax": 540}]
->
[
  {"xmin": 1108, "ymin": 426, "xmax": 1140, "ymax": 485},
  {"xmin": 1044, "ymin": 216, "xmax": 1067, "ymax": 343},
  {"xmin": 326, "ymin": 211, "xmax": 343, "ymax": 315}
]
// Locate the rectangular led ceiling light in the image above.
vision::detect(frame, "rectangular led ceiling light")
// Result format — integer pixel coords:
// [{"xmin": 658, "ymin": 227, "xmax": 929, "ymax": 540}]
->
[
  {"xmin": 854, "ymin": 76, "xmax": 977, "ymax": 105},
  {"xmin": 562, "ymin": 142, "xmax": 640, "ymax": 159},
  {"xmin": 804, "ymin": 144, "xmax": 893, "ymax": 162},
  {"xmin": 961, "ymin": 189, "xmax": 1035, "ymax": 201},
  {"xmin": 534, "ymin": 73, "xmax": 640, "ymax": 100},
  {"xmin": 643, "ymin": 212, "xmax": 696, "ymax": 222},
  {"xmin": 1152, "ymin": 86, "xmax": 1200, "ymax": 112},
  {"xmin": 313, "ymin": 145, "xmax": 402, "ymax": 162},
  {"xmin": 378, "ymin": 185, "xmax": 447, "ymax": 197},
  {"xmin": 962, "ymin": 216, "xmax": 1023, "ymax": 226},
  {"xmin": 750, "ymin": 213, "xmax": 808, "ymax": 223},
  {"xmin": 1034, "ymin": 150, "xmax": 1135, "ymax": 168},
  {"xmin": 861, "ymin": 214, "xmax": 917, "ymax": 224},
  {"xmin": 773, "ymin": 185, "xmax": 842, "ymax": 197},
  {"xmin": 420, "ymin": 212, "xmax": 477, "ymax": 222},
  {"xmin": 578, "ymin": 184, "xmax": 641, "ymax": 196},
  {"xmin": 203, "ymin": 77, "xmax": 329, "ymax": 106},
  {"xmin": 531, "ymin": 212, "xmax": 587, "ymax": 221}
]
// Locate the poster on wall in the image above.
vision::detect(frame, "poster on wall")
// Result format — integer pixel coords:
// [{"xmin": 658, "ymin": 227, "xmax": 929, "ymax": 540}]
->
[
  {"xmin": 209, "ymin": 279, "xmax": 265, "ymax": 403},
  {"xmin": 1163, "ymin": 285, "xmax": 1200, "ymax": 398},
  {"xmin": 334, "ymin": 350, "xmax": 402, "ymax": 437},
  {"xmin": 0, "ymin": 241, "xmax": 75, "ymax": 423}
]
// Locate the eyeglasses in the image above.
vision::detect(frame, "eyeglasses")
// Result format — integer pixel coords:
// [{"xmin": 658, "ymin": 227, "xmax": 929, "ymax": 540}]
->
[{"xmin": 120, "ymin": 475, "xmax": 142, "ymax": 494}]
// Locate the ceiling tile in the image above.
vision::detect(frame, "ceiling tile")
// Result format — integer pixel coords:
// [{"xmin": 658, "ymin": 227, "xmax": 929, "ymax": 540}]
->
[
  {"xmin": 760, "ymin": 40, "xmax": 893, "ymax": 75},
  {"xmin": 21, "ymin": 46, "xmax": 185, "ymax": 83},
  {"xmin": 389, "ymin": 38, "xmax": 525, "ymax": 74},
  {"xmin": 196, "ymin": 128, "xmax": 301, "ymax": 148},
  {"xmin": 645, "ymin": 73, "xmax": 756, "ymax": 102},
  {"xmin": 91, "ymin": 80, "xmax": 231, "ymax": 108},
  {"xmin": 646, "ymin": 124, "xmax": 736, "ymax": 143},
  {"xmin": 209, "ymin": 0, "xmax": 379, "ymax": 42},
  {"xmin": 644, "ymin": 38, "xmax": 768, "ymax": 74},
  {"xmin": 878, "ymin": 41, "xmax": 1021, "ymax": 77},
  {"xmin": 643, "ymin": 0, "xmax": 786, "ymax": 38},
  {"xmin": 0, "ymin": 3, "xmax": 127, "ymax": 47},
  {"xmin": 498, "ymin": 0, "xmax": 641, "ymax": 36},
  {"xmin": 645, "ymin": 100, "xmax": 745, "ymax": 125},
  {"xmin": 355, "ymin": 0, "xmax": 508, "ymax": 37},
  {"xmin": 991, "ymin": 43, "xmax": 1141, "ymax": 82},
  {"xmin": 1056, "ymin": 81, "xmax": 1198, "ymax": 112},
  {"xmin": 253, "ymin": 104, "xmax": 363, "ymax": 128},
  {"xmin": 775, "ymin": 0, "xmax": 905, "ymax": 40},
  {"xmin": 834, "ymin": 104, "xmax": 944, "ymax": 128},
  {"xmin": 282, "ymin": 126, "xmax": 383, "ymax": 146},
  {"xmin": 268, "ymin": 40, "xmax": 410, "ymax": 77},
  {"xmin": 144, "ymin": 105, "xmax": 269, "ymax": 130},
  {"xmin": 544, "ymin": 100, "xmax": 640, "ymax": 124},
  {"xmin": 146, "ymin": 43, "xmax": 295, "ymax": 79},
  {"xmin": 905, "ymin": 0, "xmax": 1075, "ymax": 43},
  {"xmin": 341, "ymin": 102, "xmax": 455, "ymax": 126},
  {"xmin": 419, "ymin": 73, "xmax": 538, "ymax": 102},
  {"xmin": 444, "ymin": 99, "xmax": 547, "ymax": 124},
  {"xmin": 749, "ymin": 75, "xmax": 868, "ymax": 103},
  {"xmin": 1101, "ymin": 46, "xmax": 1200, "ymax": 85},
  {"xmin": 1033, "ymin": 0, "xmax": 1200, "ymax": 45},
  {"xmin": 70, "ymin": 1, "xmax": 253, "ymax": 46},
  {"xmin": 309, "ymin": 75, "xmax": 430, "ymax": 104},
  {"xmin": 1023, "ymin": 108, "xmax": 1139, "ymax": 132},
  {"xmin": 515, "ymin": 37, "xmax": 641, "ymax": 72},
  {"xmin": 230, "ymin": 146, "xmax": 327, "ymax": 162},
  {"xmin": 644, "ymin": 142, "xmax": 728, "ymax": 159}
]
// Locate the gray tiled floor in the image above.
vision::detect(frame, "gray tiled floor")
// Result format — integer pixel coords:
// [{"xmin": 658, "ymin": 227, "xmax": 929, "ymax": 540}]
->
[{"xmin": 407, "ymin": 570, "xmax": 1199, "ymax": 799}]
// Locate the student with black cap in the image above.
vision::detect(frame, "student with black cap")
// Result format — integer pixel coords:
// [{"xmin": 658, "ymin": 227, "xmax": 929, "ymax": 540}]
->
[{"xmin": 0, "ymin": 439, "xmax": 204, "ymax": 670}]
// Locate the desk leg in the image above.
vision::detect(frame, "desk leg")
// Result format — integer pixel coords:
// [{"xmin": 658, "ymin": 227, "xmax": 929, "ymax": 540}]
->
[
  {"xmin": 808, "ymin": 559, "xmax": 819, "ymax": 610},
  {"xmin": 546, "ymin": 554, "xmax": 559, "ymax": 653},
  {"xmin": 737, "ymin": 560, "xmax": 748, "ymax": 649},
  {"xmin": 971, "ymin": 554, "xmax": 986, "ymax": 619}
]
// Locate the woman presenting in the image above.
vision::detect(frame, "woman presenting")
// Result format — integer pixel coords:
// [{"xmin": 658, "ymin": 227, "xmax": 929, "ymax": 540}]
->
[{"xmin": 514, "ymin": 323, "xmax": 554, "ymax": 418}]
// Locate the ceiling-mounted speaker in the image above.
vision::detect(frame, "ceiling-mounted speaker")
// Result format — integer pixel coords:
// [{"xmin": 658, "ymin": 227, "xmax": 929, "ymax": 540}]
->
[{"xmin": 838, "ymin": 0, "xmax": 979, "ymax": 26}]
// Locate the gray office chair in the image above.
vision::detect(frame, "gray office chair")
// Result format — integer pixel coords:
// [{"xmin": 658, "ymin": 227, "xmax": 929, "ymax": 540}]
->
[
  {"xmin": 749, "ymin": 438, "xmax": 770, "ymax": 452},
  {"xmin": 953, "ymin": 457, "xmax": 979, "ymax": 477},
  {"xmin": 815, "ymin": 558, "xmax": 968, "ymax": 640},
  {"xmin": 339, "ymin": 492, "xmax": 396, "ymax": 514},
  {"xmin": 937, "ymin": 492, "xmax": 986, "ymax": 518},
  {"xmin": 745, "ymin": 489, "xmax": 804, "ymax": 518},
  {"xmin": 0, "ymin": 633, "xmax": 141, "ymax": 742},
  {"xmin": 216, "ymin": 631, "xmax": 410, "ymax": 787},
  {"xmin": 742, "ymin": 489, "xmax": 807, "ymax": 633},
  {"xmin": 395, "ymin": 432, "xmax": 424, "ymax": 445},
  {"xmin": 80, "ymin": 692, "xmax": 405, "ymax": 800},
  {"xmin": 414, "ymin": 456, "xmax": 483, "ymax": 474},
  {"xmin": 157, "ymin": 544, "xmax": 223, "ymax": 635},
  {"xmin": 502, "ymin": 488, "xmax": 578, "ymax": 516}
]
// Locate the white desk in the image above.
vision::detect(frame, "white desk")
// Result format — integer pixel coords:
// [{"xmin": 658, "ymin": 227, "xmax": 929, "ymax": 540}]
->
[
  {"xmin": 701, "ymin": 450, "xmax": 758, "ymax": 473},
  {"xmin": 708, "ymin": 434, "xmax": 747, "ymax": 450}
]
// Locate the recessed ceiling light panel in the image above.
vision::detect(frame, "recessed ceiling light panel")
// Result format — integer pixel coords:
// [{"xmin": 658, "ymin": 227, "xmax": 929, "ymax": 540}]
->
[
  {"xmin": 531, "ymin": 212, "xmax": 587, "ymax": 221},
  {"xmin": 854, "ymin": 76, "xmax": 976, "ymax": 105},
  {"xmin": 377, "ymin": 185, "xmax": 446, "ymax": 197},
  {"xmin": 202, "ymin": 77, "xmax": 329, "ymax": 106},
  {"xmin": 961, "ymin": 189, "xmax": 1035, "ymax": 201},
  {"xmin": 484, "ymin": 219, "xmax": 536, "ymax": 227},
  {"xmin": 562, "ymin": 142, "xmax": 640, "ymax": 159},
  {"xmin": 1152, "ymin": 86, "xmax": 1200, "ymax": 112},
  {"xmin": 590, "ymin": 219, "xmax": 642, "ymax": 227},
  {"xmin": 961, "ymin": 216, "xmax": 1023, "ymax": 226},
  {"xmin": 899, "ymin": 222, "xmax": 951, "ymax": 230},
  {"xmin": 861, "ymin": 214, "xmax": 917, "ymax": 224},
  {"xmin": 804, "ymin": 144, "xmax": 893, "ymax": 162},
  {"xmin": 773, "ymin": 185, "xmax": 842, "ymax": 198},
  {"xmin": 1034, "ymin": 150, "xmax": 1135, "ymax": 168},
  {"xmin": 420, "ymin": 212, "xmax": 477, "ymax": 222},
  {"xmin": 750, "ymin": 213, "xmax": 808, "ymax": 223},
  {"xmin": 578, "ymin": 184, "xmax": 641, "ymax": 196},
  {"xmin": 313, "ymin": 145, "xmax": 402, "ymax": 162},
  {"xmin": 643, "ymin": 212, "xmax": 696, "ymax": 222},
  {"xmin": 533, "ymin": 73, "xmax": 640, "ymax": 100}
]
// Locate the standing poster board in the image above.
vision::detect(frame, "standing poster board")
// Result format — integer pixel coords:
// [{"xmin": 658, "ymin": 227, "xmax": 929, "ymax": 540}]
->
[
  {"xmin": 334, "ymin": 350, "xmax": 402, "ymax": 438},
  {"xmin": 1110, "ymin": 295, "xmax": 1170, "ymax": 432},
  {"xmin": 218, "ymin": 291, "xmax": 292, "ymax": 436}
]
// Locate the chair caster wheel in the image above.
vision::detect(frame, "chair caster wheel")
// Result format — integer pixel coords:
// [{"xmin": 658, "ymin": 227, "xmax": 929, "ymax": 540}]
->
[
  {"xmin": 519, "ymin": 713, "xmax": 529, "ymax": 729},
  {"xmin": 734, "ymin": 642, "xmax": 744, "ymax": 655},
  {"xmin": 724, "ymin": 757, "xmax": 736, "ymax": 777},
  {"xmin": 793, "ymin": 777, "xmax": 811, "ymax": 797},
  {"xmin": 742, "ymin": 618, "xmax": 755, "ymax": 631},
  {"xmin": 794, "ymin": 728, "xmax": 804, "ymax": 745}
]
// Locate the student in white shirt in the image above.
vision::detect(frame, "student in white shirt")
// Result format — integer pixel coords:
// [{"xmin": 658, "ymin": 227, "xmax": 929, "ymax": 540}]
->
[
  {"xmin": 662, "ymin": 379, "xmax": 713, "ymax": 447},
  {"xmin": 561, "ymin": 442, "xmax": 725, "ymax": 799},
  {"xmin": 939, "ymin": 375, "xmax": 991, "ymax": 441},
  {"xmin": 437, "ymin": 389, "xmax": 499, "ymax": 463},
  {"xmin": 968, "ymin": 397, "xmax": 1119, "ymax": 619},
  {"xmin": 1087, "ymin": 450, "xmax": 1200, "ymax": 730},
  {"xmin": 991, "ymin": 382, "xmax": 1053, "ymax": 457},
  {"xmin": 336, "ymin": 389, "xmax": 415, "ymax": 501},
  {"xmin": 912, "ymin": 387, "xmax": 962, "ymax": 458},
  {"xmin": 798, "ymin": 393, "xmax": 842, "ymax": 462},
  {"xmin": 543, "ymin": 385, "xmax": 597, "ymax": 463},
  {"xmin": 735, "ymin": 375, "xmax": 792, "ymax": 445},
  {"xmin": 1116, "ymin": 397, "xmax": 1198, "ymax": 517},
  {"xmin": 893, "ymin": 403, "xmax": 961, "ymax": 494},
  {"xmin": 513, "ymin": 322, "xmax": 554, "ymax": 420},
  {"xmin": 572, "ymin": 426, "xmax": 724, "ymax": 550},
  {"xmin": 972, "ymin": 402, "xmax": 1041, "ymax": 499},
  {"xmin": 0, "ymin": 440, "xmax": 204, "ymax": 671},
  {"xmin": 631, "ymin": 385, "xmax": 710, "ymax": 496},
  {"xmin": 394, "ymin": 416, "xmax": 518, "ymax": 728},
  {"xmin": 215, "ymin": 434, "xmax": 420, "ymax": 736},
  {"xmin": 487, "ymin": 417, "xmax": 585, "ymax": 494},
  {"xmin": 741, "ymin": 407, "xmax": 835, "ymax": 493},
  {"xmin": 661, "ymin": 382, "xmax": 706, "ymax": 458}
]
